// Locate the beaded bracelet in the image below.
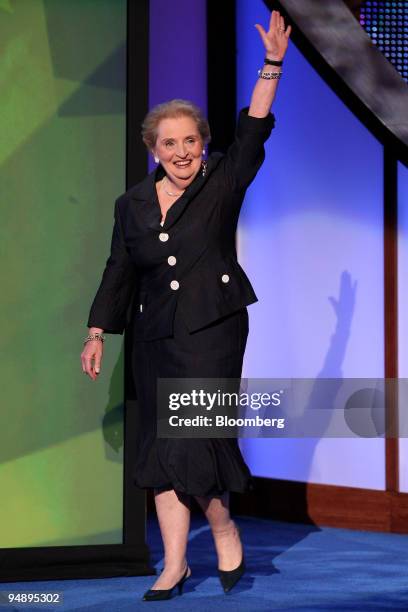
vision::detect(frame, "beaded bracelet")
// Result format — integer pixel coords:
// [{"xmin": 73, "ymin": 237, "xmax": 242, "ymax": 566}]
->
[
  {"xmin": 84, "ymin": 332, "xmax": 105, "ymax": 345},
  {"xmin": 258, "ymin": 69, "xmax": 283, "ymax": 80}
]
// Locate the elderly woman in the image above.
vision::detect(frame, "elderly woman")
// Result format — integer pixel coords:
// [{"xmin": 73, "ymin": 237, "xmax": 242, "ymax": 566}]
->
[{"xmin": 81, "ymin": 10, "xmax": 290, "ymax": 602}]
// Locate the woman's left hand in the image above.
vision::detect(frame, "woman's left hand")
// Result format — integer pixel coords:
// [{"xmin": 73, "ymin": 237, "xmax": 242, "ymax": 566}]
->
[{"xmin": 255, "ymin": 10, "xmax": 292, "ymax": 61}]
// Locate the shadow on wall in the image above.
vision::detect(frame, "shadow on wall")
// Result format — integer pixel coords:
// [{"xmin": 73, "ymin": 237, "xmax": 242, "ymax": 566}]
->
[{"xmin": 234, "ymin": 270, "xmax": 359, "ymax": 522}]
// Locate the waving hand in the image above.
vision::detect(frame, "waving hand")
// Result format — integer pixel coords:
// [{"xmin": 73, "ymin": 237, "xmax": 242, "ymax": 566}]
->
[{"xmin": 255, "ymin": 10, "xmax": 291, "ymax": 61}]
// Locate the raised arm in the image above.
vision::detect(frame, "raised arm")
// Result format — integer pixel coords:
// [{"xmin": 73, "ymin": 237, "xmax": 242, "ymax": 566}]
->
[
  {"xmin": 221, "ymin": 11, "xmax": 291, "ymax": 194},
  {"xmin": 249, "ymin": 10, "xmax": 291, "ymax": 118}
]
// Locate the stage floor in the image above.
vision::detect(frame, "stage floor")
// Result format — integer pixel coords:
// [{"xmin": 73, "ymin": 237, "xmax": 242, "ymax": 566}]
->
[{"xmin": 3, "ymin": 514, "xmax": 408, "ymax": 610}]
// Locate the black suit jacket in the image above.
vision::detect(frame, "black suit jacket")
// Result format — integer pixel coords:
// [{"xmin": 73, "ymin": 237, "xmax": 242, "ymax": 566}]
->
[{"xmin": 87, "ymin": 107, "xmax": 275, "ymax": 341}]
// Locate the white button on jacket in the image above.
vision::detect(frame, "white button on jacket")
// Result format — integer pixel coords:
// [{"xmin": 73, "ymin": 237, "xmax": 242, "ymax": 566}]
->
[{"xmin": 86, "ymin": 108, "xmax": 276, "ymax": 340}]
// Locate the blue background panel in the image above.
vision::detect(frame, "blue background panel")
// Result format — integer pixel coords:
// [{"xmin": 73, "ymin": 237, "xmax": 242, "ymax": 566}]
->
[{"xmin": 237, "ymin": 0, "xmax": 385, "ymax": 489}]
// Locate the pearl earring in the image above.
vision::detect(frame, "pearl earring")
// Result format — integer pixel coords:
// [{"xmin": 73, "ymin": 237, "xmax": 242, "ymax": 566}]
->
[
  {"xmin": 154, "ymin": 155, "xmax": 159, "ymax": 163},
  {"xmin": 202, "ymin": 149, "xmax": 206, "ymax": 155}
]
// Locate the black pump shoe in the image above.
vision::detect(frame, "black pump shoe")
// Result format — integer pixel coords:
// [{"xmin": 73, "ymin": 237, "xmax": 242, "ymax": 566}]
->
[
  {"xmin": 218, "ymin": 556, "xmax": 245, "ymax": 593},
  {"xmin": 142, "ymin": 565, "xmax": 191, "ymax": 601},
  {"xmin": 218, "ymin": 523, "xmax": 245, "ymax": 593}
]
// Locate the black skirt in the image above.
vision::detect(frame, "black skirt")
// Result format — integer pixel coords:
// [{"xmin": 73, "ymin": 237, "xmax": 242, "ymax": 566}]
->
[{"xmin": 131, "ymin": 305, "xmax": 253, "ymax": 497}]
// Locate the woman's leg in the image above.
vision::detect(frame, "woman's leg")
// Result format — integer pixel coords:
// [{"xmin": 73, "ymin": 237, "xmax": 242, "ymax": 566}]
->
[
  {"xmin": 194, "ymin": 492, "xmax": 242, "ymax": 571},
  {"xmin": 150, "ymin": 488, "xmax": 192, "ymax": 590}
]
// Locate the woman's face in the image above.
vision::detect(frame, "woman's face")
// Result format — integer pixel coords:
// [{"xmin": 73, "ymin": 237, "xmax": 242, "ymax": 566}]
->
[{"xmin": 153, "ymin": 115, "xmax": 203, "ymax": 187}]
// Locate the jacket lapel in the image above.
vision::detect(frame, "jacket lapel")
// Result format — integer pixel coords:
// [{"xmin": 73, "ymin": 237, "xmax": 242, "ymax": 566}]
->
[
  {"xmin": 129, "ymin": 168, "xmax": 161, "ymax": 231},
  {"xmin": 129, "ymin": 153, "xmax": 224, "ymax": 232},
  {"xmin": 162, "ymin": 153, "xmax": 223, "ymax": 231}
]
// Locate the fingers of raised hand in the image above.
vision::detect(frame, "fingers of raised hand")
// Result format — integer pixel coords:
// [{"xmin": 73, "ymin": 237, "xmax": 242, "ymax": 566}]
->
[
  {"xmin": 269, "ymin": 9, "xmax": 277, "ymax": 31},
  {"xmin": 269, "ymin": 10, "xmax": 290, "ymax": 37},
  {"xmin": 257, "ymin": 11, "xmax": 291, "ymax": 56},
  {"xmin": 280, "ymin": 15, "xmax": 285, "ymax": 33},
  {"xmin": 279, "ymin": 16, "xmax": 291, "ymax": 38},
  {"xmin": 254, "ymin": 23, "xmax": 268, "ymax": 44}
]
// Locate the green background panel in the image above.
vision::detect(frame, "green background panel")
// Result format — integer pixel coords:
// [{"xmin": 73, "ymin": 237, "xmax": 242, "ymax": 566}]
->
[{"xmin": 0, "ymin": 0, "xmax": 127, "ymax": 548}]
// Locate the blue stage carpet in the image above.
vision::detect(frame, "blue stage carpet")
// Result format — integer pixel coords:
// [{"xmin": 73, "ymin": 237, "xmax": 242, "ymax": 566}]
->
[{"xmin": 3, "ymin": 515, "xmax": 408, "ymax": 611}]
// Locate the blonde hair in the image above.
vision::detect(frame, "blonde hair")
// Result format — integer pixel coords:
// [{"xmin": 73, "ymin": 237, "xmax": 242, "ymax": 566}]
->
[{"xmin": 141, "ymin": 99, "xmax": 211, "ymax": 150}]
